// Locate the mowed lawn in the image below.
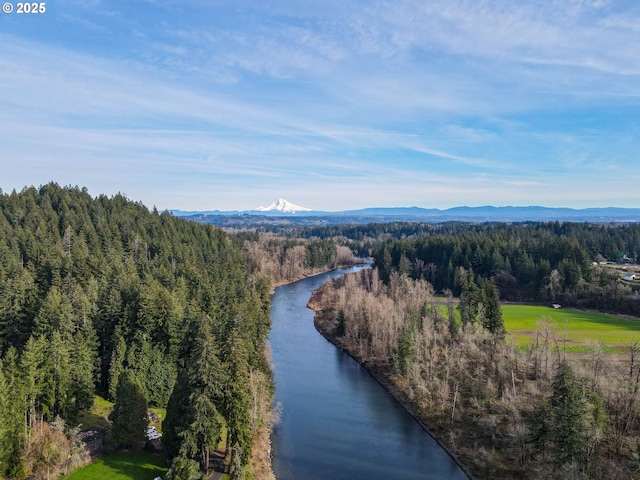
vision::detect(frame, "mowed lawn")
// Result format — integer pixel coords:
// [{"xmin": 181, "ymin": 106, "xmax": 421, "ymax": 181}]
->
[
  {"xmin": 503, "ymin": 305, "xmax": 640, "ymax": 351},
  {"xmin": 65, "ymin": 452, "xmax": 168, "ymax": 480}
]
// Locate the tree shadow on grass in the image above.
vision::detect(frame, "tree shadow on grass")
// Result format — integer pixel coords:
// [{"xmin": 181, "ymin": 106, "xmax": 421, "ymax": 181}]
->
[
  {"xmin": 76, "ymin": 411, "xmax": 111, "ymax": 432},
  {"xmin": 101, "ymin": 452, "xmax": 168, "ymax": 479}
]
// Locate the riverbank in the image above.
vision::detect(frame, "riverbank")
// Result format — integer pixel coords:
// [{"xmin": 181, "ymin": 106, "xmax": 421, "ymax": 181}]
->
[
  {"xmin": 246, "ymin": 418, "xmax": 276, "ymax": 480},
  {"xmin": 271, "ymin": 259, "xmax": 368, "ymax": 290},
  {"xmin": 270, "ymin": 266, "xmax": 468, "ymax": 479},
  {"xmin": 308, "ymin": 285, "xmax": 479, "ymax": 480}
]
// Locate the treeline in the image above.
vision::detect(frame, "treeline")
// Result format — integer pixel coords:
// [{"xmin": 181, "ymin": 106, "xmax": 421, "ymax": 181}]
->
[
  {"xmin": 0, "ymin": 184, "xmax": 272, "ymax": 479},
  {"xmin": 370, "ymin": 222, "xmax": 640, "ymax": 315},
  {"xmin": 250, "ymin": 221, "xmax": 434, "ymax": 242},
  {"xmin": 234, "ymin": 222, "xmax": 433, "ymax": 258},
  {"xmin": 314, "ymin": 269, "xmax": 640, "ymax": 479},
  {"xmin": 241, "ymin": 233, "xmax": 357, "ymax": 285},
  {"xmin": 245, "ymin": 220, "xmax": 640, "ymax": 270}
]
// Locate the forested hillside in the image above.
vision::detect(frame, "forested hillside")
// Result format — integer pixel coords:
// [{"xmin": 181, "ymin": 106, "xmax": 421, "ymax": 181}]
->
[{"xmin": 0, "ymin": 184, "xmax": 273, "ymax": 479}]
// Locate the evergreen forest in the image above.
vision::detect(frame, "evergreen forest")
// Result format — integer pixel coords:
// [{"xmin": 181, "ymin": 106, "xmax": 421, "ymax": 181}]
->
[
  {"xmin": 0, "ymin": 184, "xmax": 273, "ymax": 479},
  {"xmin": 370, "ymin": 222, "xmax": 640, "ymax": 315}
]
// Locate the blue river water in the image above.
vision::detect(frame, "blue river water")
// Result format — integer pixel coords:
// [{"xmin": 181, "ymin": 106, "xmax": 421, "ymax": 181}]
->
[{"xmin": 270, "ymin": 266, "xmax": 468, "ymax": 480}]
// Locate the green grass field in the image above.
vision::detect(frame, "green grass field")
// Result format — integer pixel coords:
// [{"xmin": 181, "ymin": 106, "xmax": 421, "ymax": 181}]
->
[
  {"xmin": 65, "ymin": 452, "xmax": 168, "ymax": 480},
  {"xmin": 503, "ymin": 305, "xmax": 640, "ymax": 352}
]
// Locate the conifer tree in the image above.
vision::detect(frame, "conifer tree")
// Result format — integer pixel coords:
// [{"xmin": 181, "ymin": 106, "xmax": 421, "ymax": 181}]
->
[
  {"xmin": 21, "ymin": 335, "xmax": 53, "ymax": 424},
  {"xmin": 457, "ymin": 267, "xmax": 479, "ymax": 325},
  {"xmin": 223, "ymin": 329, "xmax": 252, "ymax": 466},
  {"xmin": 165, "ymin": 449, "xmax": 202, "ymax": 480},
  {"xmin": 69, "ymin": 331, "xmax": 96, "ymax": 416},
  {"xmin": 108, "ymin": 334, "xmax": 127, "ymax": 402},
  {"xmin": 481, "ymin": 280, "xmax": 505, "ymax": 337},
  {"xmin": 1, "ymin": 348, "xmax": 24, "ymax": 476},
  {"xmin": 528, "ymin": 361, "xmax": 606, "ymax": 472},
  {"xmin": 49, "ymin": 331, "xmax": 71, "ymax": 419},
  {"xmin": 33, "ymin": 286, "xmax": 74, "ymax": 339},
  {"xmin": 163, "ymin": 314, "xmax": 223, "ymax": 471},
  {"xmin": 529, "ymin": 397, "xmax": 552, "ymax": 459},
  {"xmin": 0, "ymin": 264, "xmax": 36, "ymax": 350},
  {"xmin": 0, "ymin": 362, "xmax": 11, "ymax": 474},
  {"xmin": 549, "ymin": 361, "xmax": 587, "ymax": 467}
]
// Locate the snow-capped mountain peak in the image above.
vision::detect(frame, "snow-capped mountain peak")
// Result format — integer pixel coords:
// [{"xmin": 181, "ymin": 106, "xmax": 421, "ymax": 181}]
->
[{"xmin": 256, "ymin": 198, "xmax": 312, "ymax": 213}]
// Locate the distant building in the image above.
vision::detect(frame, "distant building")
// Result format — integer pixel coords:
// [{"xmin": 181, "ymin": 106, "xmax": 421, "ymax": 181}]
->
[{"xmin": 617, "ymin": 254, "xmax": 631, "ymax": 263}]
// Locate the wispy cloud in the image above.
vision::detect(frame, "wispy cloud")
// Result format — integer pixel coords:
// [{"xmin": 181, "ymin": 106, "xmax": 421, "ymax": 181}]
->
[{"xmin": 1, "ymin": 0, "xmax": 639, "ymax": 209}]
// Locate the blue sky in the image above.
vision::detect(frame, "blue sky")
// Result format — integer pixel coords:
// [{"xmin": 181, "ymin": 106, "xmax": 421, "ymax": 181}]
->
[{"xmin": 1, "ymin": 0, "xmax": 639, "ymax": 211}]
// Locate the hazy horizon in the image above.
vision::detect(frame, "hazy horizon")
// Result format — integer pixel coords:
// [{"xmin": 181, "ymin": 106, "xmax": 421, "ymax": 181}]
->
[
  {"xmin": 2, "ymin": 1, "xmax": 639, "ymax": 211},
  {"xmin": 172, "ymin": 197, "xmax": 640, "ymax": 213}
]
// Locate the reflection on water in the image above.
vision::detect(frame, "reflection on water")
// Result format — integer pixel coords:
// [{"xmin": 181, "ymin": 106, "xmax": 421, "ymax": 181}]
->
[{"xmin": 270, "ymin": 267, "xmax": 468, "ymax": 480}]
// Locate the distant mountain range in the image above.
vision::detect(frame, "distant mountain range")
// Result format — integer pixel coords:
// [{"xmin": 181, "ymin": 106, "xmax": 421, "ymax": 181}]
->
[{"xmin": 170, "ymin": 199, "xmax": 640, "ymax": 225}]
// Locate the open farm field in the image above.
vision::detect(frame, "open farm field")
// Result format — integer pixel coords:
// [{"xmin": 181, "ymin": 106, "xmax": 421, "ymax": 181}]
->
[
  {"xmin": 64, "ymin": 452, "xmax": 168, "ymax": 480},
  {"xmin": 503, "ymin": 305, "xmax": 640, "ymax": 352}
]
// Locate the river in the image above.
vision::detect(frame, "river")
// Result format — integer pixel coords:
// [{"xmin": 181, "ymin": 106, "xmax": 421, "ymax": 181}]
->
[{"xmin": 270, "ymin": 266, "xmax": 468, "ymax": 480}]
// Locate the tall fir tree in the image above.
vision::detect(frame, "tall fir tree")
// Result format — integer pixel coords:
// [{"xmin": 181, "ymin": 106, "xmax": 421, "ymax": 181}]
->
[
  {"xmin": 163, "ymin": 314, "xmax": 224, "ymax": 472},
  {"xmin": 481, "ymin": 280, "xmax": 505, "ymax": 337},
  {"xmin": 549, "ymin": 361, "xmax": 588, "ymax": 468},
  {"xmin": 49, "ymin": 331, "xmax": 71, "ymax": 419},
  {"xmin": 108, "ymin": 333, "xmax": 127, "ymax": 402},
  {"xmin": 69, "ymin": 331, "xmax": 96, "ymax": 417},
  {"xmin": 0, "ymin": 362, "xmax": 11, "ymax": 475},
  {"xmin": 223, "ymin": 329, "xmax": 252, "ymax": 467},
  {"xmin": 33, "ymin": 286, "xmax": 74, "ymax": 340}
]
